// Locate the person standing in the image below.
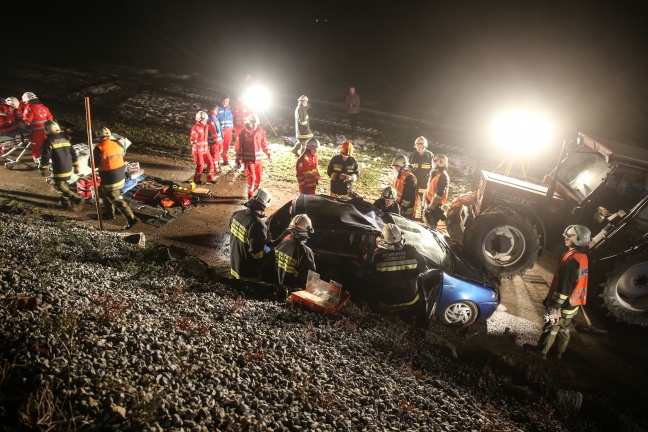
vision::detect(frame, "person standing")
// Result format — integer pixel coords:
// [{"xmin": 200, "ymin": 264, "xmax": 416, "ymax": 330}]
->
[
  {"xmin": 345, "ymin": 86, "xmax": 361, "ymax": 136},
  {"xmin": 409, "ymin": 136, "xmax": 434, "ymax": 220},
  {"xmin": 391, "ymin": 155, "xmax": 418, "ymax": 220},
  {"xmin": 207, "ymin": 104, "xmax": 223, "ymax": 172},
  {"xmin": 423, "ymin": 154, "xmax": 450, "ymax": 230},
  {"xmin": 327, "ymin": 141, "xmax": 359, "ymax": 198},
  {"xmin": 235, "ymin": 114, "xmax": 272, "ymax": 199},
  {"xmin": 217, "ymin": 96, "xmax": 234, "ymax": 165},
  {"xmin": 232, "ymin": 94, "xmax": 252, "ymax": 153},
  {"xmin": 20, "ymin": 92, "xmax": 53, "ymax": 167},
  {"xmin": 296, "ymin": 138, "xmax": 321, "ymax": 194},
  {"xmin": 190, "ymin": 111, "xmax": 216, "ymax": 185},
  {"xmin": 229, "ymin": 188, "xmax": 273, "ymax": 281},
  {"xmin": 292, "ymin": 95, "xmax": 313, "ymax": 156},
  {"xmin": 371, "ymin": 223, "xmax": 428, "ymax": 327},
  {"xmin": 373, "ymin": 186, "xmax": 401, "ymax": 215},
  {"xmin": 38, "ymin": 120, "xmax": 85, "ymax": 211},
  {"xmin": 275, "ymin": 214, "xmax": 316, "ymax": 290},
  {"xmin": 93, "ymin": 126, "xmax": 139, "ymax": 230},
  {"xmin": 525, "ymin": 224, "xmax": 591, "ymax": 360}
]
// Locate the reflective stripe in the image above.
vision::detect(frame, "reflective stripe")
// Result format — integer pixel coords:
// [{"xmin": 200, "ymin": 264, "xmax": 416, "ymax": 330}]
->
[
  {"xmin": 231, "ymin": 218, "xmax": 249, "ymax": 245},
  {"xmin": 276, "ymin": 251, "xmax": 299, "ymax": 276},
  {"xmin": 379, "ymin": 293, "xmax": 420, "ymax": 310}
]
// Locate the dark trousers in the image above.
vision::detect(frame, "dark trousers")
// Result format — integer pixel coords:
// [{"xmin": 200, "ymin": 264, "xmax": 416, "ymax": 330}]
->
[
  {"xmin": 99, "ymin": 185, "xmax": 135, "ymax": 220},
  {"xmin": 349, "ymin": 113, "xmax": 359, "ymax": 135},
  {"xmin": 53, "ymin": 179, "xmax": 83, "ymax": 206}
]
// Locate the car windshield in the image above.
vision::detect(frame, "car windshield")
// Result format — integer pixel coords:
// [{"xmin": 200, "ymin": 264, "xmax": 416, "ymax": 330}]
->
[
  {"xmin": 557, "ymin": 150, "xmax": 613, "ymax": 201},
  {"xmin": 390, "ymin": 215, "xmax": 448, "ymax": 268}
]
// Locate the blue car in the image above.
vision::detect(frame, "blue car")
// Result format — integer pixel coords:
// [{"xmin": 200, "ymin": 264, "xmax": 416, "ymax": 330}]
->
[{"xmin": 266, "ymin": 194, "xmax": 500, "ymax": 327}]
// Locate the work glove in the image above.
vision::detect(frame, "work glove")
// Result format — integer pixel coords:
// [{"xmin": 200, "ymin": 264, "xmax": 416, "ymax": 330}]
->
[
  {"xmin": 234, "ymin": 162, "xmax": 241, "ymax": 170},
  {"xmin": 263, "ymin": 244, "xmax": 271, "ymax": 254}
]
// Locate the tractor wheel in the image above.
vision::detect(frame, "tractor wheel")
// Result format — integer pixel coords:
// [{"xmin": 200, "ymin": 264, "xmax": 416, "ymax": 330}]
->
[
  {"xmin": 602, "ymin": 253, "xmax": 648, "ymax": 326},
  {"xmin": 463, "ymin": 208, "xmax": 539, "ymax": 278},
  {"xmin": 446, "ymin": 192, "xmax": 475, "ymax": 245}
]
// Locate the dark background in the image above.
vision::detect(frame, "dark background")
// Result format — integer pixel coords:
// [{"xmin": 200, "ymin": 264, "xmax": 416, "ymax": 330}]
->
[{"xmin": 8, "ymin": 0, "xmax": 648, "ymax": 147}]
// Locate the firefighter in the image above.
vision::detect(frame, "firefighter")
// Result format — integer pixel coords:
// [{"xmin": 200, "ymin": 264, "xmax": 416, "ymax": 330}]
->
[
  {"xmin": 296, "ymin": 138, "xmax": 321, "ymax": 194},
  {"xmin": 327, "ymin": 141, "xmax": 359, "ymax": 198},
  {"xmin": 190, "ymin": 111, "xmax": 216, "ymax": 185},
  {"xmin": 229, "ymin": 188, "xmax": 273, "ymax": 281},
  {"xmin": 234, "ymin": 114, "xmax": 272, "ymax": 199},
  {"xmin": 292, "ymin": 95, "xmax": 313, "ymax": 156},
  {"xmin": 409, "ymin": 136, "xmax": 434, "ymax": 220},
  {"xmin": 275, "ymin": 214, "xmax": 316, "ymax": 290},
  {"xmin": 391, "ymin": 155, "xmax": 418, "ymax": 220},
  {"xmin": 373, "ymin": 186, "xmax": 401, "ymax": 215},
  {"xmin": 216, "ymin": 95, "xmax": 234, "ymax": 165},
  {"xmin": 93, "ymin": 126, "xmax": 139, "ymax": 230},
  {"xmin": 525, "ymin": 224, "xmax": 591, "ymax": 359},
  {"xmin": 20, "ymin": 92, "xmax": 53, "ymax": 167},
  {"xmin": 38, "ymin": 120, "xmax": 85, "ymax": 211},
  {"xmin": 207, "ymin": 104, "xmax": 223, "ymax": 172},
  {"xmin": 371, "ymin": 223, "xmax": 428, "ymax": 327},
  {"xmin": 423, "ymin": 154, "xmax": 450, "ymax": 230}
]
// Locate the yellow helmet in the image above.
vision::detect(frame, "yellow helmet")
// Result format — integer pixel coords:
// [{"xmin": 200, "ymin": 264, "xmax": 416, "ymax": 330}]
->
[{"xmin": 340, "ymin": 141, "xmax": 353, "ymax": 156}]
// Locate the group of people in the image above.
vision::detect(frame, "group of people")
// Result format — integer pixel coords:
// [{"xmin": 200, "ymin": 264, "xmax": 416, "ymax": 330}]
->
[{"xmin": 2, "ymin": 93, "xmax": 139, "ymax": 230}]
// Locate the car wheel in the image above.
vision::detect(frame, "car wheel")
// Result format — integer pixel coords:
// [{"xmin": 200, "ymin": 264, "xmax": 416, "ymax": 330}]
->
[
  {"xmin": 463, "ymin": 208, "xmax": 539, "ymax": 278},
  {"xmin": 446, "ymin": 192, "xmax": 475, "ymax": 245},
  {"xmin": 439, "ymin": 300, "xmax": 478, "ymax": 327}
]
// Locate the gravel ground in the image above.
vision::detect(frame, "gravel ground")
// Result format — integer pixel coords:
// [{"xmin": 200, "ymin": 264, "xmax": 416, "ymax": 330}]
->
[{"xmin": 3, "ymin": 211, "xmax": 638, "ymax": 432}]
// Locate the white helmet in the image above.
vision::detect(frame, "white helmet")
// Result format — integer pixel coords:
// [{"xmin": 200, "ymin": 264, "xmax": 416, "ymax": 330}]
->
[
  {"xmin": 246, "ymin": 114, "xmax": 260, "ymax": 125},
  {"xmin": 21, "ymin": 92, "xmax": 37, "ymax": 103},
  {"xmin": 5, "ymin": 96, "xmax": 19, "ymax": 108},
  {"xmin": 298, "ymin": 95, "xmax": 308, "ymax": 102},
  {"xmin": 196, "ymin": 111, "xmax": 208, "ymax": 121},
  {"xmin": 44, "ymin": 120, "xmax": 61, "ymax": 135},
  {"xmin": 306, "ymin": 137, "xmax": 320, "ymax": 149},
  {"xmin": 381, "ymin": 186, "xmax": 397, "ymax": 200},
  {"xmin": 414, "ymin": 136, "xmax": 428, "ymax": 149},
  {"xmin": 391, "ymin": 155, "xmax": 408, "ymax": 168},
  {"xmin": 563, "ymin": 224, "xmax": 591, "ymax": 246},
  {"xmin": 380, "ymin": 223, "xmax": 404, "ymax": 250},
  {"xmin": 433, "ymin": 154, "xmax": 448, "ymax": 168},
  {"xmin": 249, "ymin": 188, "xmax": 272, "ymax": 210},
  {"xmin": 288, "ymin": 214, "xmax": 313, "ymax": 235},
  {"xmin": 97, "ymin": 126, "xmax": 111, "ymax": 138}
]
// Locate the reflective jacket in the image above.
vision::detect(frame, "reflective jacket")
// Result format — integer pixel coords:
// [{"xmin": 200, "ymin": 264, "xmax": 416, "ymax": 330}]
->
[
  {"xmin": 327, "ymin": 154, "xmax": 359, "ymax": 196},
  {"xmin": 275, "ymin": 234, "xmax": 316, "ymax": 289},
  {"xmin": 93, "ymin": 138, "xmax": 126, "ymax": 191},
  {"xmin": 190, "ymin": 121, "xmax": 209, "ymax": 153},
  {"xmin": 236, "ymin": 125, "xmax": 270, "ymax": 163},
  {"xmin": 207, "ymin": 112, "xmax": 223, "ymax": 145},
  {"xmin": 409, "ymin": 149, "xmax": 434, "ymax": 194},
  {"xmin": 22, "ymin": 102, "xmax": 53, "ymax": 134},
  {"xmin": 425, "ymin": 168, "xmax": 449, "ymax": 206},
  {"xmin": 295, "ymin": 105, "xmax": 313, "ymax": 140},
  {"xmin": 372, "ymin": 244, "xmax": 427, "ymax": 311},
  {"xmin": 232, "ymin": 103, "xmax": 251, "ymax": 132},
  {"xmin": 39, "ymin": 134, "xmax": 78, "ymax": 180},
  {"xmin": 229, "ymin": 207, "xmax": 269, "ymax": 281},
  {"xmin": 0, "ymin": 104, "xmax": 17, "ymax": 134},
  {"xmin": 546, "ymin": 248, "xmax": 589, "ymax": 314},
  {"xmin": 217, "ymin": 103, "xmax": 234, "ymax": 129},
  {"xmin": 296, "ymin": 152, "xmax": 320, "ymax": 193},
  {"xmin": 393, "ymin": 167, "xmax": 418, "ymax": 217}
]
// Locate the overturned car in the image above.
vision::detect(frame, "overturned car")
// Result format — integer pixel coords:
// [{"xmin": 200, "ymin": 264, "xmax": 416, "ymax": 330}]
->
[{"xmin": 266, "ymin": 194, "xmax": 500, "ymax": 327}]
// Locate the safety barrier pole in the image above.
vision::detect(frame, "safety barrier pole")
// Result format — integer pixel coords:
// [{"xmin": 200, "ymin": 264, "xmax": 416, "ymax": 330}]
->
[{"xmin": 84, "ymin": 97, "xmax": 103, "ymax": 230}]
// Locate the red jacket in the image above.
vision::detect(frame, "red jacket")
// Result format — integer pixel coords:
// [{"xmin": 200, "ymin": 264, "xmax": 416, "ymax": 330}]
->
[
  {"xmin": 236, "ymin": 125, "xmax": 270, "ymax": 163},
  {"xmin": 0, "ymin": 104, "xmax": 17, "ymax": 133},
  {"xmin": 22, "ymin": 102, "xmax": 53, "ymax": 134},
  {"xmin": 232, "ymin": 103, "xmax": 252, "ymax": 132},
  {"xmin": 296, "ymin": 152, "xmax": 320, "ymax": 191},
  {"xmin": 190, "ymin": 121, "xmax": 209, "ymax": 153}
]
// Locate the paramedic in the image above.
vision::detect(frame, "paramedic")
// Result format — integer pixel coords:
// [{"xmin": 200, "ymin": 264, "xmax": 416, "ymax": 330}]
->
[
  {"xmin": 229, "ymin": 188, "xmax": 273, "ymax": 281},
  {"xmin": 296, "ymin": 138, "xmax": 321, "ymax": 194},
  {"xmin": 216, "ymin": 96, "xmax": 234, "ymax": 165},
  {"xmin": 234, "ymin": 114, "xmax": 272, "ymax": 199},
  {"xmin": 20, "ymin": 92, "xmax": 53, "ymax": 166},
  {"xmin": 191, "ymin": 111, "xmax": 216, "ymax": 184}
]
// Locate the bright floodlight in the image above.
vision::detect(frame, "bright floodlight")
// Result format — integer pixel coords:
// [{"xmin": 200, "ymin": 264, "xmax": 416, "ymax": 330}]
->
[
  {"xmin": 491, "ymin": 110, "xmax": 552, "ymax": 154},
  {"xmin": 244, "ymin": 86, "xmax": 270, "ymax": 112}
]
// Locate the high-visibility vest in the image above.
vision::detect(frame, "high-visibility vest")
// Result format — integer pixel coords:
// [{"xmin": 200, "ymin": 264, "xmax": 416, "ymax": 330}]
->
[
  {"xmin": 425, "ymin": 170, "xmax": 449, "ymax": 205},
  {"xmin": 547, "ymin": 249, "xmax": 589, "ymax": 307}
]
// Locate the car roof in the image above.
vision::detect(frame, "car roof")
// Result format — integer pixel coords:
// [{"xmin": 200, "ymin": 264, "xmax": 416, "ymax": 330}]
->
[{"xmin": 292, "ymin": 194, "xmax": 384, "ymax": 233}]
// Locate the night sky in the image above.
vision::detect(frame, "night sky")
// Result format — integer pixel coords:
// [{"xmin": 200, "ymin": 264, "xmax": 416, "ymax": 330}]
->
[{"xmin": 11, "ymin": 0, "xmax": 648, "ymax": 146}]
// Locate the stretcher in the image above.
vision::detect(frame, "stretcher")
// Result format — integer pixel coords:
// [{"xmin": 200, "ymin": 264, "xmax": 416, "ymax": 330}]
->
[{"xmin": 0, "ymin": 130, "xmax": 33, "ymax": 169}]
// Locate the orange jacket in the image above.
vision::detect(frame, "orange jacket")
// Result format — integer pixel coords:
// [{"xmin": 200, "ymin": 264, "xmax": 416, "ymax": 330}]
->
[
  {"xmin": 93, "ymin": 138, "xmax": 126, "ymax": 191},
  {"xmin": 296, "ymin": 152, "xmax": 320, "ymax": 192},
  {"xmin": 546, "ymin": 249, "xmax": 589, "ymax": 310},
  {"xmin": 425, "ymin": 169, "xmax": 449, "ymax": 205}
]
